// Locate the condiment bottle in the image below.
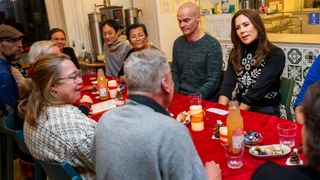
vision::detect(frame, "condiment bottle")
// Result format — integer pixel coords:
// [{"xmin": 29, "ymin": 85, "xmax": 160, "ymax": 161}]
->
[
  {"xmin": 226, "ymin": 100, "xmax": 244, "ymax": 152},
  {"xmin": 97, "ymin": 68, "xmax": 109, "ymax": 100}
]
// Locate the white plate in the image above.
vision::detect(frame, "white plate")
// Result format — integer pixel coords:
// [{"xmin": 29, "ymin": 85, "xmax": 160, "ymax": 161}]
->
[
  {"xmin": 249, "ymin": 144, "xmax": 291, "ymax": 159},
  {"xmin": 176, "ymin": 111, "xmax": 191, "ymax": 125},
  {"xmin": 286, "ymin": 158, "xmax": 303, "ymax": 166}
]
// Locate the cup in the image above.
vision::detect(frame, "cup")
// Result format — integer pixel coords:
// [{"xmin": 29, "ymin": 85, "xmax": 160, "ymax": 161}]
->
[
  {"xmin": 189, "ymin": 105, "xmax": 205, "ymax": 131},
  {"xmin": 88, "ymin": 69, "xmax": 97, "ymax": 81},
  {"xmin": 219, "ymin": 126, "xmax": 228, "ymax": 145},
  {"xmin": 277, "ymin": 122, "xmax": 297, "ymax": 148},
  {"xmin": 223, "ymin": 144, "xmax": 244, "ymax": 169},
  {"xmin": 188, "ymin": 92, "xmax": 202, "ymax": 106},
  {"xmin": 108, "ymin": 80, "xmax": 118, "ymax": 98}
]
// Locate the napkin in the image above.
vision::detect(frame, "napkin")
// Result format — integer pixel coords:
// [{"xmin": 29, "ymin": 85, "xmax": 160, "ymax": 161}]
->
[{"xmin": 206, "ymin": 107, "xmax": 228, "ymax": 115}]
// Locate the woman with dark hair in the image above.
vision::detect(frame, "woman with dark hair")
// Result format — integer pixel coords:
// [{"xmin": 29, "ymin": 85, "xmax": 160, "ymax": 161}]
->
[
  {"xmin": 49, "ymin": 28, "xmax": 80, "ymax": 69},
  {"xmin": 102, "ymin": 19, "xmax": 131, "ymax": 77},
  {"xmin": 218, "ymin": 9, "xmax": 285, "ymax": 116},
  {"xmin": 252, "ymin": 82, "xmax": 320, "ymax": 179},
  {"xmin": 118, "ymin": 23, "xmax": 156, "ymax": 83}
]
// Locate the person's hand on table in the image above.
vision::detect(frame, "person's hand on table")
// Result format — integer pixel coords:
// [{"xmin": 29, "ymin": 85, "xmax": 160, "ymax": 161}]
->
[
  {"xmin": 240, "ymin": 102, "xmax": 250, "ymax": 111},
  {"xmin": 294, "ymin": 106, "xmax": 304, "ymax": 124},
  {"xmin": 80, "ymin": 95, "xmax": 93, "ymax": 104},
  {"xmin": 218, "ymin": 95, "xmax": 229, "ymax": 106},
  {"xmin": 205, "ymin": 161, "xmax": 222, "ymax": 180},
  {"xmin": 78, "ymin": 95, "xmax": 93, "ymax": 116}
]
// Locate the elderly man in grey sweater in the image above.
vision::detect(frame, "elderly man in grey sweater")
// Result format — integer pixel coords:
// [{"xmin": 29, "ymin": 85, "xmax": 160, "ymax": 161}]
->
[{"xmin": 91, "ymin": 48, "xmax": 221, "ymax": 180}]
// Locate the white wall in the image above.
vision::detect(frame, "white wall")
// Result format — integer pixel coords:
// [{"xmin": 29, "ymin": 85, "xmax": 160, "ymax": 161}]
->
[
  {"xmin": 133, "ymin": 0, "xmax": 160, "ymax": 50},
  {"xmin": 155, "ymin": 1, "xmax": 182, "ymax": 62}
]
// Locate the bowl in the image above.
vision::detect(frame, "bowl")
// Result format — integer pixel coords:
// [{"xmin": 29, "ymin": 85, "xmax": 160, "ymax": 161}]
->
[{"xmin": 244, "ymin": 130, "xmax": 263, "ymax": 147}]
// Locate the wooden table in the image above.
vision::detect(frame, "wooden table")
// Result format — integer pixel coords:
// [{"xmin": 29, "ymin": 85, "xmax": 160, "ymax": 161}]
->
[{"xmin": 79, "ymin": 60, "xmax": 105, "ymax": 74}]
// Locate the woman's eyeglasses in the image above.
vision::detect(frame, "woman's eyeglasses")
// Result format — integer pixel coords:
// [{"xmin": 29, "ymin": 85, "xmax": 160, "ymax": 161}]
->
[{"xmin": 59, "ymin": 70, "xmax": 82, "ymax": 82}]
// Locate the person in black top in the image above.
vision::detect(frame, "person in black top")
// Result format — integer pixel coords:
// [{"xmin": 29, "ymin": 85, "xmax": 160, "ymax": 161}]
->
[
  {"xmin": 48, "ymin": 28, "xmax": 80, "ymax": 69},
  {"xmin": 252, "ymin": 82, "xmax": 320, "ymax": 180},
  {"xmin": 118, "ymin": 23, "xmax": 156, "ymax": 83},
  {"xmin": 218, "ymin": 9, "xmax": 285, "ymax": 116}
]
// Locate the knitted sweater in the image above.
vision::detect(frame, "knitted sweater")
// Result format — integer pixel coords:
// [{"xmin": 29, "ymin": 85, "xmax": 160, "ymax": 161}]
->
[
  {"xmin": 219, "ymin": 40, "xmax": 285, "ymax": 106},
  {"xmin": 24, "ymin": 105, "xmax": 97, "ymax": 179},
  {"xmin": 172, "ymin": 33, "xmax": 223, "ymax": 100}
]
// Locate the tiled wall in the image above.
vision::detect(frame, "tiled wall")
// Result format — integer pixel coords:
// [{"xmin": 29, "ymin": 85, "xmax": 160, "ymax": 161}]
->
[{"xmin": 220, "ymin": 41, "xmax": 320, "ymax": 120}]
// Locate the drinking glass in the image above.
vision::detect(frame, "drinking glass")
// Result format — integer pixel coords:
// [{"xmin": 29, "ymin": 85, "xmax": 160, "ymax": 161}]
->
[
  {"xmin": 277, "ymin": 122, "xmax": 297, "ymax": 148},
  {"xmin": 223, "ymin": 145, "xmax": 244, "ymax": 169},
  {"xmin": 188, "ymin": 92, "xmax": 202, "ymax": 106},
  {"xmin": 88, "ymin": 69, "xmax": 97, "ymax": 81}
]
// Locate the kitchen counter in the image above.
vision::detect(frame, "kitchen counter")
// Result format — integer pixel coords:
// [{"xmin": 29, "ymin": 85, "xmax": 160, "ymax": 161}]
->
[{"xmin": 267, "ymin": 33, "xmax": 320, "ymax": 44}]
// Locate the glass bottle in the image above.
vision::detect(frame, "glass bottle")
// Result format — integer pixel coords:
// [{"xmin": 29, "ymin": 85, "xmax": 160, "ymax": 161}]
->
[
  {"xmin": 97, "ymin": 68, "xmax": 109, "ymax": 100},
  {"xmin": 226, "ymin": 100, "xmax": 244, "ymax": 152}
]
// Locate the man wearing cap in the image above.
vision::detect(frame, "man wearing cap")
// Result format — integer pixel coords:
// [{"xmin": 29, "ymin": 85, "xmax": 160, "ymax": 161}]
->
[
  {"xmin": 0, "ymin": 24, "xmax": 24, "ymax": 120},
  {"xmin": 0, "ymin": 24, "xmax": 24, "ymax": 179}
]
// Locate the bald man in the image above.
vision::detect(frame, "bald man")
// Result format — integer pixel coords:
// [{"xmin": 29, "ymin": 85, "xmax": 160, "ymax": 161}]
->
[{"xmin": 172, "ymin": 2, "xmax": 223, "ymax": 101}]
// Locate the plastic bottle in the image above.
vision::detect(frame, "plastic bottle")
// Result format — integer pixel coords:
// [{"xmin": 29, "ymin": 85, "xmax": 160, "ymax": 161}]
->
[
  {"xmin": 226, "ymin": 100, "xmax": 244, "ymax": 153},
  {"xmin": 97, "ymin": 68, "xmax": 109, "ymax": 100}
]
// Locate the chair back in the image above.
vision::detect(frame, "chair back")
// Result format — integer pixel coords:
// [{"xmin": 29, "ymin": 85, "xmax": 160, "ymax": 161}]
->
[
  {"xmin": 280, "ymin": 77, "xmax": 295, "ymax": 120},
  {"xmin": 3, "ymin": 112, "xmax": 30, "ymax": 154},
  {"xmin": 3, "ymin": 113, "xmax": 46, "ymax": 180},
  {"xmin": 37, "ymin": 160, "xmax": 82, "ymax": 180}
]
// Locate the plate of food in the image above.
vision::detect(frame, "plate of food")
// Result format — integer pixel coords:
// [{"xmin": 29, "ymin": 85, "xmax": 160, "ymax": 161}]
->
[
  {"xmin": 244, "ymin": 130, "xmax": 263, "ymax": 147},
  {"xmin": 249, "ymin": 144, "xmax": 291, "ymax": 159},
  {"xmin": 176, "ymin": 111, "xmax": 191, "ymax": 125}
]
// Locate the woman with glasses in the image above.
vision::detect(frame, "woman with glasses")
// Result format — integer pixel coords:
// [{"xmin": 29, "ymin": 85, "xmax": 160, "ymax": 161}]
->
[
  {"xmin": 118, "ymin": 23, "xmax": 157, "ymax": 83},
  {"xmin": 27, "ymin": 41, "xmax": 92, "ymax": 115},
  {"xmin": 49, "ymin": 28, "xmax": 80, "ymax": 69},
  {"xmin": 102, "ymin": 19, "xmax": 131, "ymax": 77},
  {"xmin": 18, "ymin": 53, "xmax": 97, "ymax": 179}
]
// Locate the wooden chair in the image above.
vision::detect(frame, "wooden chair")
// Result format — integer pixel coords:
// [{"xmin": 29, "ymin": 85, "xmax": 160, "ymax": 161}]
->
[
  {"xmin": 3, "ymin": 112, "xmax": 45, "ymax": 180},
  {"xmin": 37, "ymin": 160, "xmax": 82, "ymax": 180},
  {"xmin": 280, "ymin": 77, "xmax": 295, "ymax": 121}
]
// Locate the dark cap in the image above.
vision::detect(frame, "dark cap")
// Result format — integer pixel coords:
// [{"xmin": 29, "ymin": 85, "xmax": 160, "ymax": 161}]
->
[{"xmin": 0, "ymin": 24, "xmax": 24, "ymax": 39}]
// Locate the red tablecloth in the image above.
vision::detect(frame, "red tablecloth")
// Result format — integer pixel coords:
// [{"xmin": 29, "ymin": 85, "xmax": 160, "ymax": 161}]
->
[
  {"xmin": 82, "ymin": 75, "xmax": 303, "ymax": 180},
  {"xmin": 168, "ymin": 93, "xmax": 303, "ymax": 180}
]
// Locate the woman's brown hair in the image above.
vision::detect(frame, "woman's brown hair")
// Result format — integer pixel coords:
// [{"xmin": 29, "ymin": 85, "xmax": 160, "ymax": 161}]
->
[
  {"xmin": 18, "ymin": 53, "xmax": 70, "ymax": 126},
  {"xmin": 230, "ymin": 9, "xmax": 274, "ymax": 72}
]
